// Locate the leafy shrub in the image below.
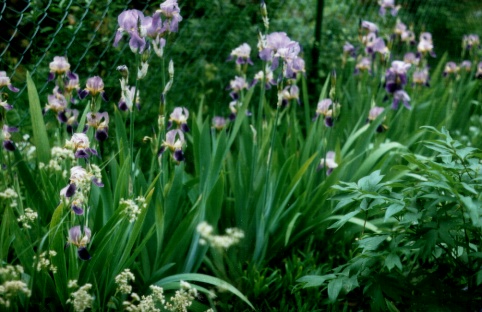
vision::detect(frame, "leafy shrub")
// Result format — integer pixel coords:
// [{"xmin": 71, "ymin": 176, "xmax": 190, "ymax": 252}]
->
[{"xmin": 299, "ymin": 127, "xmax": 482, "ymax": 311}]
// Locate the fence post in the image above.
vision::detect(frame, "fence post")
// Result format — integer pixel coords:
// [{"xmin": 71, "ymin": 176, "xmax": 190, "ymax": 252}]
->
[{"xmin": 311, "ymin": 0, "xmax": 324, "ymax": 81}]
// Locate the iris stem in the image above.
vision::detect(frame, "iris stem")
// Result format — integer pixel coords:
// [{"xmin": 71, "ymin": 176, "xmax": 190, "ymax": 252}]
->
[
  {"xmin": 149, "ymin": 56, "xmax": 166, "ymax": 185},
  {"xmin": 130, "ymin": 55, "xmax": 140, "ymax": 196},
  {"xmin": 257, "ymin": 63, "xmax": 266, "ymax": 143},
  {"xmin": 264, "ymin": 102, "xmax": 280, "ymax": 217}
]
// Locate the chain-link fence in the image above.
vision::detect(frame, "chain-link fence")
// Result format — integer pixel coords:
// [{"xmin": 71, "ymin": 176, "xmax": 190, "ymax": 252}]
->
[{"xmin": 1, "ymin": 0, "xmax": 481, "ymax": 114}]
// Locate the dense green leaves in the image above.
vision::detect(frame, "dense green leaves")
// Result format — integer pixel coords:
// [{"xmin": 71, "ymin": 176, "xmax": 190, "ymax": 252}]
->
[{"xmin": 300, "ymin": 127, "xmax": 482, "ymax": 309}]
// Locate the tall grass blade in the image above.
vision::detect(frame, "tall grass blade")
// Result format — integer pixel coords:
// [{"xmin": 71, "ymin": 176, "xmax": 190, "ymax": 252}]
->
[{"xmin": 26, "ymin": 71, "xmax": 50, "ymax": 164}]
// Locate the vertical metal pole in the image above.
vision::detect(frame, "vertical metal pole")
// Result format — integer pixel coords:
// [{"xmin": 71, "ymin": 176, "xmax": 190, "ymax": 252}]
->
[{"xmin": 311, "ymin": 0, "xmax": 324, "ymax": 81}]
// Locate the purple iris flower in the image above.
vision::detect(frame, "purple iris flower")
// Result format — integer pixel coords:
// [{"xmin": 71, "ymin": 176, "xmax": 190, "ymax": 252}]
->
[
  {"xmin": 129, "ymin": 31, "xmax": 147, "ymax": 54},
  {"xmin": 443, "ymin": 62, "xmax": 459, "ymax": 77},
  {"xmin": 385, "ymin": 61, "xmax": 411, "ymax": 94},
  {"xmin": 462, "ymin": 34, "xmax": 480, "ymax": 51},
  {"xmin": 228, "ymin": 43, "xmax": 253, "ymax": 65},
  {"xmin": 212, "ymin": 116, "xmax": 227, "ymax": 130},
  {"xmin": 67, "ymin": 226, "xmax": 92, "ymax": 260},
  {"xmin": 285, "ymin": 56, "xmax": 305, "ymax": 79},
  {"xmin": 65, "ymin": 109, "xmax": 80, "ymax": 134},
  {"xmin": 315, "ymin": 99, "xmax": 337, "ymax": 127},
  {"xmin": 141, "ymin": 14, "xmax": 161, "ymax": 38},
  {"xmin": 158, "ymin": 129, "xmax": 186, "ymax": 162},
  {"xmin": 412, "ymin": 68, "xmax": 430, "ymax": 87},
  {"xmin": 48, "ymin": 56, "xmax": 71, "ymax": 81},
  {"xmin": 79, "ymin": 76, "xmax": 107, "ymax": 101},
  {"xmin": 228, "ymin": 100, "xmax": 252, "ymax": 121},
  {"xmin": 60, "ymin": 166, "xmax": 103, "ymax": 208},
  {"xmin": 476, "ymin": 62, "xmax": 482, "ymax": 79},
  {"xmin": 343, "ymin": 42, "xmax": 356, "ymax": 58},
  {"xmin": 168, "ymin": 107, "xmax": 189, "ymax": 132},
  {"xmin": 251, "ymin": 68, "xmax": 277, "ymax": 90},
  {"xmin": 401, "ymin": 30, "xmax": 416, "ymax": 45},
  {"xmin": 2, "ymin": 125, "xmax": 19, "ymax": 152},
  {"xmin": 392, "ymin": 90, "xmax": 411, "ymax": 110},
  {"xmin": 118, "ymin": 86, "xmax": 140, "ymax": 112},
  {"xmin": 318, "ymin": 151, "xmax": 338, "ymax": 175},
  {"xmin": 114, "ymin": 10, "xmax": 145, "ymax": 48},
  {"xmin": 360, "ymin": 21, "xmax": 379, "ymax": 34},
  {"xmin": 228, "ymin": 76, "xmax": 249, "ymax": 100},
  {"xmin": 363, "ymin": 33, "xmax": 388, "ymax": 56},
  {"xmin": 460, "ymin": 61, "xmax": 472, "ymax": 72},
  {"xmin": 71, "ymin": 199, "xmax": 84, "ymax": 215},
  {"xmin": 355, "ymin": 57, "xmax": 372, "ymax": 74},
  {"xmin": 0, "ymin": 71, "xmax": 19, "ymax": 93},
  {"xmin": 87, "ymin": 112, "xmax": 109, "ymax": 141},
  {"xmin": 403, "ymin": 52, "xmax": 419, "ymax": 66},
  {"xmin": 379, "ymin": 0, "xmax": 400, "ymax": 16},
  {"xmin": 394, "ymin": 20, "xmax": 406, "ymax": 35},
  {"xmin": 368, "ymin": 106, "xmax": 385, "ymax": 121},
  {"xmin": 65, "ymin": 72, "xmax": 80, "ymax": 99},
  {"xmin": 159, "ymin": 0, "xmax": 183, "ymax": 33},
  {"xmin": 259, "ymin": 32, "xmax": 301, "ymax": 71},
  {"xmin": 281, "ymin": 85, "xmax": 300, "ymax": 106},
  {"xmin": 45, "ymin": 86, "xmax": 68, "ymax": 122},
  {"xmin": 417, "ymin": 32, "xmax": 436, "ymax": 57},
  {"xmin": 114, "ymin": 3, "xmax": 182, "ymax": 54},
  {"xmin": 367, "ymin": 106, "xmax": 386, "ymax": 133},
  {"xmin": 66, "ymin": 133, "xmax": 98, "ymax": 159}
]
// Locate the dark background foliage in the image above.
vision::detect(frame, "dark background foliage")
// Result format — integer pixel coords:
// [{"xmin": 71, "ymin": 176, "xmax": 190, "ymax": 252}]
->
[{"xmin": 2, "ymin": 0, "xmax": 481, "ymax": 112}]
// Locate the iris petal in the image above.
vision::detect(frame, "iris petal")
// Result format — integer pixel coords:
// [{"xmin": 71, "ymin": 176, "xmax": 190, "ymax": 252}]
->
[
  {"xmin": 77, "ymin": 247, "xmax": 92, "ymax": 261},
  {"xmin": 72, "ymin": 204, "xmax": 84, "ymax": 215}
]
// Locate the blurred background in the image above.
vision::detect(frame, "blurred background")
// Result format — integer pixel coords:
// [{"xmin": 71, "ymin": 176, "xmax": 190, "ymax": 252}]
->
[{"xmin": 1, "ymin": 0, "xmax": 481, "ymax": 119}]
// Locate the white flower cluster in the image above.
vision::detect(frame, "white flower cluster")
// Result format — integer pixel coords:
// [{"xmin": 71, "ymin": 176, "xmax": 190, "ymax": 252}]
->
[
  {"xmin": 15, "ymin": 134, "xmax": 36, "ymax": 160},
  {"xmin": 120, "ymin": 196, "xmax": 147, "ymax": 223},
  {"xmin": 115, "ymin": 268, "xmax": 135, "ymax": 295},
  {"xmin": 164, "ymin": 281, "xmax": 197, "ymax": 312},
  {"xmin": 67, "ymin": 281, "xmax": 93, "ymax": 312},
  {"xmin": 0, "ymin": 188, "xmax": 17, "ymax": 200},
  {"xmin": 123, "ymin": 285, "xmax": 165, "ymax": 312},
  {"xmin": 68, "ymin": 280, "xmax": 78, "ymax": 288},
  {"xmin": 197, "ymin": 221, "xmax": 245, "ymax": 249},
  {"xmin": 43, "ymin": 147, "xmax": 75, "ymax": 173},
  {"xmin": 89, "ymin": 164, "xmax": 102, "ymax": 182},
  {"xmin": 34, "ymin": 250, "xmax": 58, "ymax": 273},
  {"xmin": 17, "ymin": 208, "xmax": 38, "ymax": 229},
  {"xmin": 0, "ymin": 265, "xmax": 31, "ymax": 308},
  {"xmin": 0, "ymin": 188, "xmax": 18, "ymax": 208},
  {"xmin": 70, "ymin": 166, "xmax": 94, "ymax": 194}
]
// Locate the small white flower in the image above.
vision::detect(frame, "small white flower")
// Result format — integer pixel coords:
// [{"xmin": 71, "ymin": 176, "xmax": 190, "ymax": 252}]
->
[
  {"xmin": 196, "ymin": 221, "xmax": 244, "ymax": 249},
  {"xmin": 115, "ymin": 269, "xmax": 135, "ymax": 295},
  {"xmin": 120, "ymin": 197, "xmax": 146, "ymax": 223},
  {"xmin": 0, "ymin": 188, "xmax": 17, "ymax": 199},
  {"xmin": 67, "ymin": 283, "xmax": 93, "ymax": 312},
  {"xmin": 17, "ymin": 208, "xmax": 38, "ymax": 229}
]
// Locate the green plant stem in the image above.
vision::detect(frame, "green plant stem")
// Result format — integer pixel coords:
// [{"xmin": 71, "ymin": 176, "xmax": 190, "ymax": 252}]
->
[
  {"xmin": 460, "ymin": 204, "xmax": 474, "ymax": 289},
  {"xmin": 149, "ymin": 56, "xmax": 167, "ymax": 185},
  {"xmin": 130, "ymin": 55, "xmax": 140, "ymax": 196},
  {"xmin": 256, "ymin": 102, "xmax": 280, "ymax": 261},
  {"xmin": 257, "ymin": 62, "xmax": 267, "ymax": 142}
]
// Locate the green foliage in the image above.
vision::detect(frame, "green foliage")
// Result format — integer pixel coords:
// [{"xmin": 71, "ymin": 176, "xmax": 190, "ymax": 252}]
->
[
  {"xmin": 299, "ymin": 127, "xmax": 482, "ymax": 310},
  {"xmin": 27, "ymin": 71, "xmax": 51, "ymax": 164},
  {"xmin": 1, "ymin": 1, "xmax": 482, "ymax": 311}
]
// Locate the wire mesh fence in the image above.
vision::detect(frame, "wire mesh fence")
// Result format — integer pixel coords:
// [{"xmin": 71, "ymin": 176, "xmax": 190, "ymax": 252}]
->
[{"xmin": 1, "ymin": 0, "xmax": 481, "ymax": 111}]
